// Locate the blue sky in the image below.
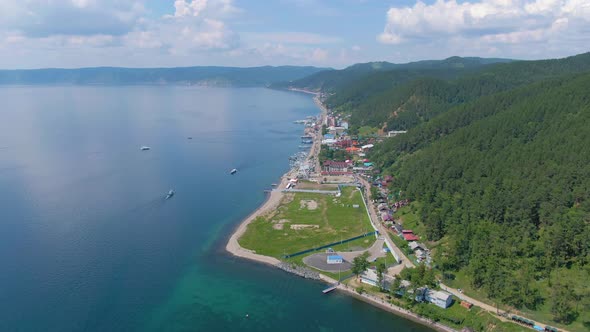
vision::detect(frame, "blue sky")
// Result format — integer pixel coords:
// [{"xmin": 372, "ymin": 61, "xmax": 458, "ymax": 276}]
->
[{"xmin": 0, "ymin": 0, "xmax": 588, "ymax": 69}]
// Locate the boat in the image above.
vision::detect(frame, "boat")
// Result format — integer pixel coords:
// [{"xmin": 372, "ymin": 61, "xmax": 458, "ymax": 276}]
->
[
  {"xmin": 140, "ymin": 146, "xmax": 151, "ymax": 151},
  {"xmin": 230, "ymin": 168, "xmax": 238, "ymax": 175},
  {"xmin": 165, "ymin": 189, "xmax": 175, "ymax": 199}
]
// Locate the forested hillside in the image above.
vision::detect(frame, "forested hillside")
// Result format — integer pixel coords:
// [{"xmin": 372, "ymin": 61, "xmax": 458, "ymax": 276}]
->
[
  {"xmin": 330, "ymin": 53, "xmax": 590, "ymax": 133},
  {"xmin": 270, "ymin": 61, "xmax": 397, "ymax": 92},
  {"xmin": 354, "ymin": 55, "xmax": 590, "ymax": 328},
  {"xmin": 273, "ymin": 57, "xmax": 511, "ymax": 94}
]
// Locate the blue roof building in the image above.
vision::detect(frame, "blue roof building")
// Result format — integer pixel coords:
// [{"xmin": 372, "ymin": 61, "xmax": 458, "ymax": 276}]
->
[{"xmin": 327, "ymin": 255, "xmax": 343, "ymax": 264}]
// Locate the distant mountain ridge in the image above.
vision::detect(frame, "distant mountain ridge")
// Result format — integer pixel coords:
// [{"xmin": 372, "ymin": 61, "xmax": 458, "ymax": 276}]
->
[
  {"xmin": 271, "ymin": 56, "xmax": 513, "ymax": 93},
  {"xmin": 0, "ymin": 65, "xmax": 329, "ymax": 87}
]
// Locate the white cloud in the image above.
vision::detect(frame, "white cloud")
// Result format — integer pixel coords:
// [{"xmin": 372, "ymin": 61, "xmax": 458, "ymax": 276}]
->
[
  {"xmin": 244, "ymin": 32, "xmax": 342, "ymax": 45},
  {"xmin": 173, "ymin": 0, "xmax": 239, "ymax": 18},
  {"xmin": 311, "ymin": 48, "xmax": 329, "ymax": 61},
  {"xmin": 378, "ymin": 0, "xmax": 590, "ymax": 57},
  {"xmin": 0, "ymin": 0, "xmax": 144, "ymax": 37}
]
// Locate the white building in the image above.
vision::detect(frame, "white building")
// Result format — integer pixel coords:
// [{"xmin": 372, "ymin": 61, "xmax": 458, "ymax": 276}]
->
[
  {"xmin": 360, "ymin": 268, "xmax": 394, "ymax": 290},
  {"xmin": 426, "ymin": 290, "xmax": 453, "ymax": 309}
]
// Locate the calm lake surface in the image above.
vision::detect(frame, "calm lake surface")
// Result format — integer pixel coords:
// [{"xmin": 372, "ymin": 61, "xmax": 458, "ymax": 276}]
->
[{"xmin": 0, "ymin": 86, "xmax": 432, "ymax": 332}]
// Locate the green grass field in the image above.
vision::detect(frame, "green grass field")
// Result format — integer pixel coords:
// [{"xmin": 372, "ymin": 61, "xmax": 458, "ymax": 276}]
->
[{"xmin": 239, "ymin": 187, "xmax": 374, "ymax": 258}]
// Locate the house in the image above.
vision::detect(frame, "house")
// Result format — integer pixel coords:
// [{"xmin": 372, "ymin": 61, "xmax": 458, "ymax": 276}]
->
[
  {"xmin": 426, "ymin": 290, "xmax": 453, "ymax": 309},
  {"xmin": 345, "ymin": 146, "xmax": 361, "ymax": 153},
  {"xmin": 409, "ymin": 241, "xmax": 421, "ymax": 251},
  {"xmin": 392, "ymin": 280, "xmax": 412, "ymax": 296},
  {"xmin": 327, "ymin": 255, "xmax": 343, "ymax": 264},
  {"xmin": 392, "ymin": 223, "xmax": 403, "ymax": 234},
  {"xmin": 415, "ymin": 249, "xmax": 426, "ymax": 260},
  {"xmin": 360, "ymin": 268, "xmax": 394, "ymax": 290},
  {"xmin": 322, "ymin": 138, "xmax": 337, "ymax": 145},
  {"xmin": 381, "ymin": 212, "xmax": 393, "ymax": 221},
  {"xmin": 415, "ymin": 287, "xmax": 428, "ymax": 302},
  {"xmin": 402, "ymin": 230, "xmax": 419, "ymax": 241},
  {"xmin": 323, "ymin": 161, "xmax": 350, "ymax": 173}
]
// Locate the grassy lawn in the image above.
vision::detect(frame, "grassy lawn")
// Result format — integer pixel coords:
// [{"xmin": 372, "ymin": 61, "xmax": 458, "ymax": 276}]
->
[
  {"xmin": 396, "ymin": 202, "xmax": 427, "ymax": 237},
  {"xmin": 371, "ymin": 251, "xmax": 397, "ymax": 268},
  {"xmin": 239, "ymin": 187, "xmax": 374, "ymax": 258}
]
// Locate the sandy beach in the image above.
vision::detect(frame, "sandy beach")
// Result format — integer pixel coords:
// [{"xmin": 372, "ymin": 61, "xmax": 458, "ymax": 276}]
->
[
  {"xmin": 225, "ymin": 174, "xmax": 287, "ymax": 266},
  {"xmin": 225, "ymin": 92, "xmax": 327, "ymax": 265}
]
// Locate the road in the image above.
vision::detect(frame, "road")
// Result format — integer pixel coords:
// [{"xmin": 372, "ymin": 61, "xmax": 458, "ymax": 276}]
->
[
  {"xmin": 355, "ymin": 176, "xmax": 567, "ymax": 331},
  {"xmin": 356, "ymin": 175, "xmax": 415, "ymax": 269},
  {"xmin": 440, "ymin": 284, "xmax": 569, "ymax": 332}
]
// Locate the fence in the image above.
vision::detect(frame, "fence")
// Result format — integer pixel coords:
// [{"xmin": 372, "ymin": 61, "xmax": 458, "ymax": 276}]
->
[{"xmin": 283, "ymin": 231, "xmax": 378, "ymax": 259}]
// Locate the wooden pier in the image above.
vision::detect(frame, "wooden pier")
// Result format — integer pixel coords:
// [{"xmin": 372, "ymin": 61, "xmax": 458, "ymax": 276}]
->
[{"xmin": 322, "ymin": 283, "xmax": 339, "ymax": 294}]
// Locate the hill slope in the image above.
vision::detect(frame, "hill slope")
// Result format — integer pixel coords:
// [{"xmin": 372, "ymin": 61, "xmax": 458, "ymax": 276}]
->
[
  {"xmin": 331, "ymin": 53, "xmax": 590, "ymax": 133},
  {"xmin": 274, "ymin": 57, "xmax": 511, "ymax": 93},
  {"xmin": 362, "ymin": 56, "xmax": 590, "ymax": 328}
]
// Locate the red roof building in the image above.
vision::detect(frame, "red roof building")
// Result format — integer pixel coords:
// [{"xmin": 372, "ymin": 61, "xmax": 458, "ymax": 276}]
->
[{"xmin": 403, "ymin": 233, "xmax": 420, "ymax": 241}]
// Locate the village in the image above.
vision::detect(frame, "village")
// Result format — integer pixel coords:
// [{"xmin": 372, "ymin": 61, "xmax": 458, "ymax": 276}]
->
[{"xmin": 235, "ymin": 95, "xmax": 562, "ymax": 332}]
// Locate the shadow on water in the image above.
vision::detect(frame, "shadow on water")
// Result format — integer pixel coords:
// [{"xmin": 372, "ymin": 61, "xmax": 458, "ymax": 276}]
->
[
  {"xmin": 233, "ymin": 159, "xmax": 266, "ymax": 173},
  {"xmin": 123, "ymin": 194, "xmax": 169, "ymax": 218}
]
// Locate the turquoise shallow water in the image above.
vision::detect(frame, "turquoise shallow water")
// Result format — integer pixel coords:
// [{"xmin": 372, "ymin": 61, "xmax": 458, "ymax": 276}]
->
[{"xmin": 0, "ymin": 86, "xmax": 432, "ymax": 332}]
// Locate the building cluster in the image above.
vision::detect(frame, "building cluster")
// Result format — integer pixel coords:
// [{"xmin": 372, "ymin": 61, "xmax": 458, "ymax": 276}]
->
[
  {"xmin": 318, "ymin": 111, "xmax": 382, "ymax": 176},
  {"xmin": 359, "ymin": 271, "xmax": 454, "ymax": 309}
]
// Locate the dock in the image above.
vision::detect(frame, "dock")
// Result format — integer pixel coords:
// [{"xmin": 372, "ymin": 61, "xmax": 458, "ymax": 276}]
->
[{"xmin": 322, "ymin": 283, "xmax": 339, "ymax": 294}]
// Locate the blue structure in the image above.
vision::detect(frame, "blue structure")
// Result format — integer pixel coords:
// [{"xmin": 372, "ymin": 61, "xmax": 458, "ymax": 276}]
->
[
  {"xmin": 323, "ymin": 134, "xmax": 335, "ymax": 139},
  {"xmin": 327, "ymin": 255, "xmax": 343, "ymax": 264}
]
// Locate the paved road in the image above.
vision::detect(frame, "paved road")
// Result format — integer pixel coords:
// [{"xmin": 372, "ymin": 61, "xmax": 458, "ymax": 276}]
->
[
  {"xmin": 356, "ymin": 176, "xmax": 415, "ymax": 269},
  {"xmin": 337, "ymin": 237, "xmax": 386, "ymax": 262},
  {"xmin": 354, "ymin": 176, "xmax": 569, "ymax": 331}
]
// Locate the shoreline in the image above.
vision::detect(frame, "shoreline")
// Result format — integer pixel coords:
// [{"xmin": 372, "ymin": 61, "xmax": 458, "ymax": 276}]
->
[
  {"xmin": 225, "ymin": 92, "xmax": 327, "ymax": 266},
  {"xmin": 225, "ymin": 93, "xmax": 452, "ymax": 332}
]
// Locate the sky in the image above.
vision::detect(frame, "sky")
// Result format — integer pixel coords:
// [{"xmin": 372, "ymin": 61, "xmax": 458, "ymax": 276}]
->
[{"xmin": 0, "ymin": 0, "xmax": 588, "ymax": 69}]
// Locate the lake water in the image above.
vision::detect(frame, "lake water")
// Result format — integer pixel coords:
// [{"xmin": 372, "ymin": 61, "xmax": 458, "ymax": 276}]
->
[{"xmin": 0, "ymin": 86, "xmax": 432, "ymax": 332}]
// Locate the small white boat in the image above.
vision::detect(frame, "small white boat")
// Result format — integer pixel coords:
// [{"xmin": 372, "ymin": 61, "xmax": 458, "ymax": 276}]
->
[
  {"xmin": 230, "ymin": 168, "xmax": 238, "ymax": 175},
  {"xmin": 140, "ymin": 146, "xmax": 151, "ymax": 151},
  {"xmin": 165, "ymin": 189, "xmax": 175, "ymax": 199}
]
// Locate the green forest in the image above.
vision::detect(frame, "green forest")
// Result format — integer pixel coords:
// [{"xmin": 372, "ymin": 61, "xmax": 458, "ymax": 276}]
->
[
  {"xmin": 308, "ymin": 53, "xmax": 590, "ymax": 329},
  {"xmin": 327, "ymin": 53, "xmax": 590, "ymax": 134}
]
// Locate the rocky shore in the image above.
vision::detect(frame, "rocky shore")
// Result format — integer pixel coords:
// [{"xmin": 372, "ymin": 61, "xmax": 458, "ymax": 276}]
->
[{"xmin": 277, "ymin": 262, "xmax": 321, "ymax": 280}]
